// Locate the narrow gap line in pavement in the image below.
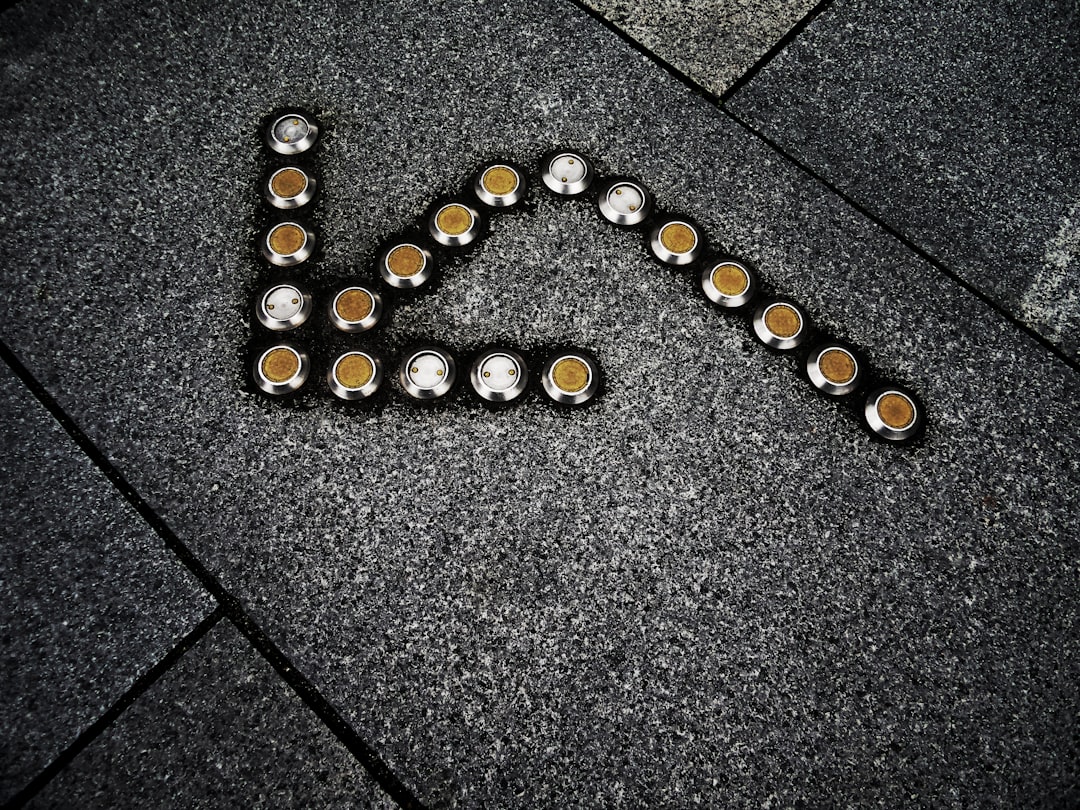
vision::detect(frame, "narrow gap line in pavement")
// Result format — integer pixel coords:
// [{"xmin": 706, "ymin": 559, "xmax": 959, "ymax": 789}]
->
[
  {"xmin": 720, "ymin": 108, "xmax": 1080, "ymax": 375},
  {"xmin": 719, "ymin": 0, "xmax": 837, "ymax": 104},
  {"xmin": 0, "ymin": 340, "xmax": 428, "ymax": 810},
  {"xmin": 562, "ymin": 0, "xmax": 720, "ymax": 104},
  {"xmin": 5, "ymin": 607, "xmax": 225, "ymax": 809}
]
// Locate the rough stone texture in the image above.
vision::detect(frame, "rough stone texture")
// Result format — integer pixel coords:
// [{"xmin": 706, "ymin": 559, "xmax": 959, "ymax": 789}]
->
[
  {"xmin": 29, "ymin": 620, "xmax": 397, "ymax": 809},
  {"xmin": 581, "ymin": 0, "xmax": 818, "ymax": 95},
  {"xmin": 727, "ymin": 0, "xmax": 1080, "ymax": 359},
  {"xmin": 1, "ymin": 0, "xmax": 1078, "ymax": 807},
  {"xmin": 0, "ymin": 363, "xmax": 212, "ymax": 803}
]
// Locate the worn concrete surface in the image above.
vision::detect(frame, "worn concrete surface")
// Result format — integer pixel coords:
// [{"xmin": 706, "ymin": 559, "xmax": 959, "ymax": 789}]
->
[{"xmin": 1, "ymin": 0, "xmax": 1078, "ymax": 807}]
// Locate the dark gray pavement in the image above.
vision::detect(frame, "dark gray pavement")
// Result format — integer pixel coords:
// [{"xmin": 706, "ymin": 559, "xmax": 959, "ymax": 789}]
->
[{"xmin": 1, "ymin": 0, "xmax": 1078, "ymax": 807}]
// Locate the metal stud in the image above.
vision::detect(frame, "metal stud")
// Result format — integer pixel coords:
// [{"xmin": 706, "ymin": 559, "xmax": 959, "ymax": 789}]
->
[
  {"xmin": 261, "ymin": 220, "xmax": 315, "ymax": 267},
  {"xmin": 256, "ymin": 282, "xmax": 312, "ymax": 331},
  {"xmin": 540, "ymin": 350, "xmax": 600, "ymax": 405},
  {"xmin": 540, "ymin": 149, "xmax": 594, "ymax": 196},
  {"xmin": 752, "ymin": 298, "xmax": 810, "ymax": 351},
  {"xmin": 378, "ymin": 240, "xmax": 434, "ymax": 289},
  {"xmin": 473, "ymin": 162, "xmax": 526, "ymax": 208},
  {"xmin": 264, "ymin": 166, "xmax": 316, "ymax": 210},
  {"xmin": 253, "ymin": 343, "xmax": 309, "ymax": 395},
  {"xmin": 806, "ymin": 343, "xmax": 863, "ymax": 397},
  {"xmin": 328, "ymin": 350, "xmax": 383, "ymax": 400},
  {"xmin": 701, "ymin": 257, "xmax": 757, "ymax": 309},
  {"xmin": 596, "ymin": 177, "xmax": 653, "ymax": 226},
  {"xmin": 864, "ymin": 386, "xmax": 923, "ymax": 442},
  {"xmin": 328, "ymin": 284, "xmax": 382, "ymax": 333},
  {"xmin": 428, "ymin": 201, "xmax": 481, "ymax": 247},
  {"xmin": 649, "ymin": 216, "xmax": 704, "ymax": 265},
  {"xmin": 265, "ymin": 112, "xmax": 319, "ymax": 155},
  {"xmin": 469, "ymin": 347, "xmax": 529, "ymax": 403},
  {"xmin": 400, "ymin": 346, "xmax": 456, "ymax": 400}
]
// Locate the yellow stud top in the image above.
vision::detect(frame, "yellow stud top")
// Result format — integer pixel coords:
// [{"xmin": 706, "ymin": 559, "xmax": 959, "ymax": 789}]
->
[
  {"xmin": 819, "ymin": 349, "xmax": 856, "ymax": 385},
  {"xmin": 712, "ymin": 263, "xmax": 749, "ymax": 297},
  {"xmin": 335, "ymin": 289, "xmax": 373, "ymax": 323},
  {"xmin": 262, "ymin": 348, "xmax": 300, "ymax": 383},
  {"xmin": 764, "ymin": 304, "xmax": 801, "ymax": 339},
  {"xmin": 268, "ymin": 223, "xmax": 305, "ymax": 256},
  {"xmin": 270, "ymin": 168, "xmax": 308, "ymax": 199},
  {"xmin": 386, "ymin": 245, "xmax": 424, "ymax": 277},
  {"xmin": 659, "ymin": 223, "xmax": 697, "ymax": 254},
  {"xmin": 552, "ymin": 358, "xmax": 589, "ymax": 393},
  {"xmin": 336, "ymin": 354, "xmax": 374, "ymax": 389},
  {"xmin": 436, "ymin": 204, "xmax": 473, "ymax": 236},
  {"xmin": 878, "ymin": 393, "xmax": 915, "ymax": 430},
  {"xmin": 482, "ymin": 166, "xmax": 519, "ymax": 196}
]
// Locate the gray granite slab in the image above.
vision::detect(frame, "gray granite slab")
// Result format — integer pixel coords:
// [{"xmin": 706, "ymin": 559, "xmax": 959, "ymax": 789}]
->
[
  {"xmin": 29, "ymin": 620, "xmax": 397, "ymax": 809},
  {"xmin": 581, "ymin": 0, "xmax": 818, "ymax": 95},
  {"xmin": 727, "ymin": 0, "xmax": 1080, "ymax": 360},
  {"xmin": 0, "ymin": 363, "xmax": 212, "ymax": 803},
  {"xmin": 1, "ymin": 0, "xmax": 1078, "ymax": 807}
]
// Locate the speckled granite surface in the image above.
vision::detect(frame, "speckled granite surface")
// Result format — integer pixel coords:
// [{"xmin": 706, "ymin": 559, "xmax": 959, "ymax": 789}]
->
[
  {"xmin": 0, "ymin": 363, "xmax": 212, "ymax": 803},
  {"xmin": 581, "ymin": 0, "xmax": 818, "ymax": 95},
  {"xmin": 728, "ymin": 0, "xmax": 1080, "ymax": 360},
  {"xmin": 30, "ymin": 620, "xmax": 396, "ymax": 809},
  {"xmin": 1, "ymin": 0, "xmax": 1078, "ymax": 807}
]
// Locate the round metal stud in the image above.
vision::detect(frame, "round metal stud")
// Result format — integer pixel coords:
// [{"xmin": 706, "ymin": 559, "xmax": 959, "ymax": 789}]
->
[
  {"xmin": 701, "ymin": 258, "xmax": 757, "ymax": 309},
  {"xmin": 378, "ymin": 241, "xmax": 434, "ymax": 289},
  {"xmin": 261, "ymin": 221, "xmax": 315, "ymax": 267},
  {"xmin": 540, "ymin": 150, "xmax": 594, "ymax": 196},
  {"xmin": 473, "ymin": 162, "xmax": 526, "ymax": 208},
  {"xmin": 752, "ymin": 299, "xmax": 810, "ymax": 351},
  {"xmin": 264, "ymin": 166, "xmax": 316, "ymax": 210},
  {"xmin": 328, "ymin": 284, "xmax": 382, "ymax": 333},
  {"xmin": 328, "ymin": 350, "xmax": 383, "ymax": 400},
  {"xmin": 253, "ymin": 343, "xmax": 309, "ymax": 396},
  {"xmin": 649, "ymin": 217, "xmax": 704, "ymax": 265},
  {"xmin": 400, "ymin": 346, "xmax": 456, "ymax": 400},
  {"xmin": 469, "ymin": 348, "xmax": 529, "ymax": 403},
  {"xmin": 596, "ymin": 177, "xmax": 653, "ymax": 226},
  {"xmin": 265, "ymin": 112, "xmax": 319, "ymax": 155},
  {"xmin": 864, "ymin": 386, "xmax": 924, "ymax": 442},
  {"xmin": 428, "ymin": 202, "xmax": 481, "ymax": 247},
  {"xmin": 541, "ymin": 351, "xmax": 600, "ymax": 405},
  {"xmin": 806, "ymin": 343, "xmax": 863, "ymax": 397},
  {"xmin": 256, "ymin": 282, "xmax": 312, "ymax": 331}
]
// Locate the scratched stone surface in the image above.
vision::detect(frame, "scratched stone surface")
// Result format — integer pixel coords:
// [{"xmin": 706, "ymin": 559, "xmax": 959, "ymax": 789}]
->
[{"xmin": 1, "ymin": 0, "xmax": 1077, "ymax": 806}]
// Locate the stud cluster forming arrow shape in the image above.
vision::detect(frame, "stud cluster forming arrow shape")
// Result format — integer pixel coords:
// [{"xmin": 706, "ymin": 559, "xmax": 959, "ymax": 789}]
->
[{"xmin": 247, "ymin": 108, "xmax": 926, "ymax": 444}]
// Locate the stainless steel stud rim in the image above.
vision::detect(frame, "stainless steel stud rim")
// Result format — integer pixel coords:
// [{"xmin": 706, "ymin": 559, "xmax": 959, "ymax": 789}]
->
[
  {"xmin": 473, "ymin": 164, "xmax": 525, "ymax": 207},
  {"xmin": 806, "ymin": 344, "xmax": 862, "ymax": 396},
  {"xmin": 253, "ymin": 344, "xmax": 309, "ymax": 395},
  {"xmin": 328, "ymin": 351, "xmax": 383, "ymax": 400},
  {"xmin": 753, "ymin": 300, "xmax": 808, "ymax": 351},
  {"xmin": 541, "ymin": 352, "xmax": 599, "ymax": 405},
  {"xmin": 400, "ymin": 347, "xmax": 457, "ymax": 399},
  {"xmin": 541, "ymin": 151, "xmax": 593, "ymax": 196},
  {"xmin": 379, "ymin": 242, "xmax": 434, "ymax": 289},
  {"xmin": 597, "ymin": 178, "xmax": 652, "ymax": 226},
  {"xmin": 428, "ymin": 203, "xmax": 481, "ymax": 247},
  {"xmin": 261, "ymin": 221, "xmax": 315, "ymax": 267},
  {"xmin": 264, "ymin": 166, "xmax": 316, "ymax": 210},
  {"xmin": 469, "ymin": 348, "xmax": 529, "ymax": 402},
  {"xmin": 266, "ymin": 113, "xmax": 319, "ymax": 155},
  {"xmin": 327, "ymin": 285, "xmax": 383, "ymax": 333},
  {"xmin": 864, "ymin": 387, "xmax": 921, "ymax": 442},
  {"xmin": 596, "ymin": 178, "xmax": 652, "ymax": 226},
  {"xmin": 649, "ymin": 218, "xmax": 703, "ymax": 265},
  {"xmin": 701, "ymin": 259, "xmax": 756, "ymax": 308},
  {"xmin": 256, "ymin": 283, "xmax": 312, "ymax": 331}
]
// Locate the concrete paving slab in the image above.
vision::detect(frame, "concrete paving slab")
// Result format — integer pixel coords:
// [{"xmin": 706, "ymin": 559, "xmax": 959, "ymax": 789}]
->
[
  {"xmin": 727, "ymin": 0, "xmax": 1080, "ymax": 359},
  {"xmin": 29, "ymin": 620, "xmax": 397, "ymax": 809},
  {"xmin": 0, "ymin": 363, "xmax": 212, "ymax": 803}
]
